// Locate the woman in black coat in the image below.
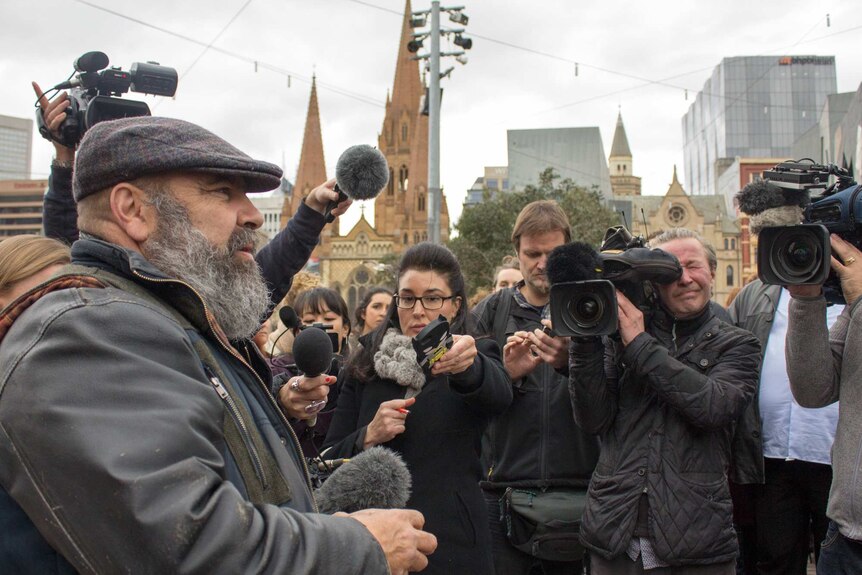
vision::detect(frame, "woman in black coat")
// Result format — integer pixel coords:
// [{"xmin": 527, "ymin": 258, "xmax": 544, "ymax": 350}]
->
[{"xmin": 323, "ymin": 242, "xmax": 512, "ymax": 575}]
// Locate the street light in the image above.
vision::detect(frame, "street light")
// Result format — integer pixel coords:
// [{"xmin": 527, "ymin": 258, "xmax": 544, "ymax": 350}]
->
[{"xmin": 407, "ymin": 2, "xmax": 472, "ymax": 244}]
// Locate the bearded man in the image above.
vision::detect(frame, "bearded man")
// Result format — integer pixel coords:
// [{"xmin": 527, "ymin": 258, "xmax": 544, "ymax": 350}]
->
[{"xmin": 0, "ymin": 117, "xmax": 435, "ymax": 574}]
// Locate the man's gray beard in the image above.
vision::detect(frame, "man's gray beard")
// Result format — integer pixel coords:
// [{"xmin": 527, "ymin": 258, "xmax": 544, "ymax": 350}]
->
[{"xmin": 141, "ymin": 193, "xmax": 270, "ymax": 340}]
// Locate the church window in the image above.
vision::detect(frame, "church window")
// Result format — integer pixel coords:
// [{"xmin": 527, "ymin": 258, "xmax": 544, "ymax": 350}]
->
[
  {"xmin": 418, "ymin": 193, "xmax": 425, "ymax": 211},
  {"xmin": 387, "ymin": 168, "xmax": 395, "ymax": 195},
  {"xmin": 399, "ymin": 166, "xmax": 408, "ymax": 191},
  {"xmin": 402, "ymin": 124, "xmax": 408, "ymax": 142},
  {"xmin": 667, "ymin": 205, "xmax": 686, "ymax": 225},
  {"xmin": 731, "ymin": 238, "xmax": 736, "ymax": 250},
  {"xmin": 724, "ymin": 238, "xmax": 729, "ymax": 250},
  {"xmin": 414, "ymin": 232, "xmax": 420, "ymax": 244},
  {"xmin": 404, "ymin": 233, "xmax": 408, "ymax": 245},
  {"xmin": 726, "ymin": 265, "xmax": 734, "ymax": 287}
]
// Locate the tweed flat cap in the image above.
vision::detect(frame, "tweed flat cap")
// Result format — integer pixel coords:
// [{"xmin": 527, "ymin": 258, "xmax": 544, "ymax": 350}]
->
[{"xmin": 73, "ymin": 116, "xmax": 283, "ymax": 201}]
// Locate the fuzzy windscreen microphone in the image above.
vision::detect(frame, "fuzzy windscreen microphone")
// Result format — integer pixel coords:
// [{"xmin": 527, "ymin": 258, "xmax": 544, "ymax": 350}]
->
[
  {"xmin": 736, "ymin": 180, "xmax": 811, "ymax": 234},
  {"xmin": 325, "ymin": 145, "xmax": 390, "ymax": 222},
  {"xmin": 314, "ymin": 446, "xmax": 412, "ymax": 514},
  {"xmin": 546, "ymin": 241, "xmax": 603, "ymax": 285}
]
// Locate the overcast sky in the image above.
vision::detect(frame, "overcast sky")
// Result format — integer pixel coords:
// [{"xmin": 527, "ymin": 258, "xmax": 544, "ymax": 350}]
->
[{"xmin": 2, "ymin": 0, "xmax": 860, "ymax": 233}]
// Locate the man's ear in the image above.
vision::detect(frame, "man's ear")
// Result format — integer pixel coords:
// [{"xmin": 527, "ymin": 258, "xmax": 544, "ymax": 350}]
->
[{"xmin": 109, "ymin": 183, "xmax": 156, "ymax": 243}]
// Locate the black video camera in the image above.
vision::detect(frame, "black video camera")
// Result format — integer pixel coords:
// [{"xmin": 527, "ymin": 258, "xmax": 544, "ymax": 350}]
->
[
  {"xmin": 37, "ymin": 51, "xmax": 178, "ymax": 148},
  {"xmin": 757, "ymin": 160, "xmax": 859, "ymax": 296},
  {"xmin": 549, "ymin": 226, "xmax": 682, "ymax": 337}
]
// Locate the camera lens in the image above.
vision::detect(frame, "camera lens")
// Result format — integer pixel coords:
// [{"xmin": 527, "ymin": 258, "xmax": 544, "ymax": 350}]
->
[
  {"xmin": 567, "ymin": 293, "xmax": 604, "ymax": 328},
  {"xmin": 769, "ymin": 229, "xmax": 822, "ymax": 283}
]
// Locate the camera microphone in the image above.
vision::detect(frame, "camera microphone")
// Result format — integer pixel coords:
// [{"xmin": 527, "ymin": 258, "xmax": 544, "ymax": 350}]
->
[
  {"xmin": 314, "ymin": 446, "xmax": 412, "ymax": 513},
  {"xmin": 736, "ymin": 179, "xmax": 809, "ymax": 234},
  {"xmin": 325, "ymin": 145, "xmax": 390, "ymax": 222},
  {"xmin": 74, "ymin": 51, "xmax": 110, "ymax": 74},
  {"xmin": 546, "ymin": 242, "xmax": 602, "ymax": 285}
]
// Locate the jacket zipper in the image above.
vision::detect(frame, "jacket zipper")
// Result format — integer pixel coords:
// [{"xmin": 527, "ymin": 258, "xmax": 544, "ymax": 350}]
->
[
  {"xmin": 131, "ymin": 270, "xmax": 318, "ymax": 511},
  {"xmin": 204, "ymin": 365, "xmax": 268, "ymax": 488}
]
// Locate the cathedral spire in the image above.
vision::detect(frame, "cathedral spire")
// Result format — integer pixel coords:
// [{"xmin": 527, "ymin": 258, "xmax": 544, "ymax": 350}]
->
[{"xmin": 281, "ymin": 75, "xmax": 328, "ymax": 228}]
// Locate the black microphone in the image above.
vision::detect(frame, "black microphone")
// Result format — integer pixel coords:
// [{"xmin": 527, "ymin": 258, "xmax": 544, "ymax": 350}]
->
[
  {"xmin": 293, "ymin": 326, "xmax": 335, "ymax": 427},
  {"xmin": 315, "ymin": 446, "xmax": 412, "ymax": 513},
  {"xmin": 325, "ymin": 145, "xmax": 389, "ymax": 222},
  {"xmin": 269, "ymin": 306, "xmax": 300, "ymax": 357},
  {"xmin": 278, "ymin": 306, "xmax": 301, "ymax": 330},
  {"xmin": 546, "ymin": 241, "xmax": 602, "ymax": 285},
  {"xmin": 73, "ymin": 51, "xmax": 109, "ymax": 73}
]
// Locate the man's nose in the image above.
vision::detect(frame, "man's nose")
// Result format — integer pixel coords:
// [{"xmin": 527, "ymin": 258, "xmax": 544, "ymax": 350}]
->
[{"xmin": 238, "ymin": 194, "xmax": 264, "ymax": 230}]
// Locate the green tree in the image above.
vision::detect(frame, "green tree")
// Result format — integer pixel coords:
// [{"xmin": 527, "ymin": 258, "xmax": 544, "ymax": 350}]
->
[{"xmin": 448, "ymin": 168, "xmax": 618, "ymax": 296}]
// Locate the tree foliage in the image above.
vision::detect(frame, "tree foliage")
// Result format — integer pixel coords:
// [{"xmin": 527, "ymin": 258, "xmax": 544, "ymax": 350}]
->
[{"xmin": 448, "ymin": 168, "xmax": 619, "ymax": 295}]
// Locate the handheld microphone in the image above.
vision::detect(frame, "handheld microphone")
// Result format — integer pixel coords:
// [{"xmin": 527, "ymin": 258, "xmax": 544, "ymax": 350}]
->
[
  {"xmin": 292, "ymin": 326, "xmax": 335, "ymax": 427},
  {"xmin": 325, "ymin": 145, "xmax": 389, "ymax": 222},
  {"xmin": 546, "ymin": 242, "xmax": 602, "ymax": 285},
  {"xmin": 314, "ymin": 446, "xmax": 412, "ymax": 513}
]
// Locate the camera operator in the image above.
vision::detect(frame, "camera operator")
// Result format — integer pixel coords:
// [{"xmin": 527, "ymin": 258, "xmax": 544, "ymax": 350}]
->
[
  {"xmin": 569, "ymin": 228, "xmax": 761, "ymax": 574},
  {"xmin": 33, "ymin": 82, "xmax": 78, "ymax": 245},
  {"xmin": 785, "ymin": 233, "xmax": 862, "ymax": 574}
]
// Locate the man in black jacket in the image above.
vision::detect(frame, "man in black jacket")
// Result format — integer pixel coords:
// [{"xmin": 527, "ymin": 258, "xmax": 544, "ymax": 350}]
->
[
  {"xmin": 472, "ymin": 200, "xmax": 600, "ymax": 575},
  {"xmin": 0, "ymin": 116, "xmax": 435, "ymax": 574},
  {"xmin": 569, "ymin": 228, "xmax": 761, "ymax": 574}
]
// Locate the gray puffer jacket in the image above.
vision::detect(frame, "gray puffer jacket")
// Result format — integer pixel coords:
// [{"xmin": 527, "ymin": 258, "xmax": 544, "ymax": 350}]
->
[{"xmin": 569, "ymin": 305, "xmax": 761, "ymax": 565}]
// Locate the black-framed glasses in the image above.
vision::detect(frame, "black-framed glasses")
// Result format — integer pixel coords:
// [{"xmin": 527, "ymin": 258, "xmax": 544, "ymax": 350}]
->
[{"xmin": 393, "ymin": 294, "xmax": 456, "ymax": 310}]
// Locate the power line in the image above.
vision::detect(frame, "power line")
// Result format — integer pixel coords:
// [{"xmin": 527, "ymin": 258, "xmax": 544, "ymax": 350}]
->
[{"xmin": 71, "ymin": 0, "xmax": 385, "ymax": 108}]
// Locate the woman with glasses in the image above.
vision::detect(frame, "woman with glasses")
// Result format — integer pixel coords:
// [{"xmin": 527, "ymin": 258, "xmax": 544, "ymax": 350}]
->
[{"xmin": 323, "ymin": 242, "xmax": 512, "ymax": 575}]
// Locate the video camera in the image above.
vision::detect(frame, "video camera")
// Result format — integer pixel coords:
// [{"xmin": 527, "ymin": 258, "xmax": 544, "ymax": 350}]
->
[
  {"xmin": 548, "ymin": 226, "xmax": 682, "ymax": 337},
  {"xmin": 37, "ymin": 51, "xmax": 178, "ymax": 148},
  {"xmin": 755, "ymin": 159, "xmax": 859, "ymax": 294}
]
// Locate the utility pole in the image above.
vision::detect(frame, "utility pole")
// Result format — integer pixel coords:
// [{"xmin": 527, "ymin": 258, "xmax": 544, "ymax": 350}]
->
[{"xmin": 408, "ymin": 3, "xmax": 471, "ymax": 244}]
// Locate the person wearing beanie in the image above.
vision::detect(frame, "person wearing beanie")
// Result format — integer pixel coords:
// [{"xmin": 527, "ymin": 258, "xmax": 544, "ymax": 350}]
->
[{"xmin": 0, "ymin": 116, "xmax": 435, "ymax": 574}]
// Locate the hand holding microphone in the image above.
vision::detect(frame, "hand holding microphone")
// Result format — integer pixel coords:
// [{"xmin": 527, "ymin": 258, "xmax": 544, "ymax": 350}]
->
[
  {"xmin": 278, "ymin": 327, "xmax": 336, "ymax": 421},
  {"xmin": 307, "ymin": 144, "xmax": 390, "ymax": 223}
]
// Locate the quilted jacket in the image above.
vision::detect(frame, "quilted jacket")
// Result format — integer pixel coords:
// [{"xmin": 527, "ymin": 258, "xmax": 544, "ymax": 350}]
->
[{"xmin": 568, "ymin": 305, "xmax": 761, "ymax": 565}]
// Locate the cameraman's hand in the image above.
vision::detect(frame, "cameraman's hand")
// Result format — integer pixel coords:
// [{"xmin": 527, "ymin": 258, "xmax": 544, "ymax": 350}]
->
[
  {"xmin": 525, "ymin": 320, "xmax": 569, "ymax": 370},
  {"xmin": 616, "ymin": 290, "xmax": 645, "ymax": 346},
  {"xmin": 830, "ymin": 234, "xmax": 862, "ymax": 306},
  {"xmin": 32, "ymin": 82, "xmax": 75, "ymax": 163},
  {"xmin": 347, "ymin": 508, "xmax": 437, "ymax": 574},
  {"xmin": 277, "ymin": 373, "xmax": 336, "ymax": 420},
  {"xmin": 304, "ymin": 178, "xmax": 353, "ymax": 218}
]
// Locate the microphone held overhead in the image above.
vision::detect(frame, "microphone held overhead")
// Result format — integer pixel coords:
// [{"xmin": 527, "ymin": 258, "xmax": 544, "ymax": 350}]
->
[
  {"xmin": 325, "ymin": 145, "xmax": 390, "ymax": 222},
  {"xmin": 314, "ymin": 446, "xmax": 412, "ymax": 513}
]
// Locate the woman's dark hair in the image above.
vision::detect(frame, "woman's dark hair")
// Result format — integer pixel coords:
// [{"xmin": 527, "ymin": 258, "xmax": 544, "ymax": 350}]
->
[
  {"xmin": 354, "ymin": 286, "xmax": 393, "ymax": 331},
  {"xmin": 293, "ymin": 287, "xmax": 352, "ymax": 355},
  {"xmin": 346, "ymin": 242, "xmax": 469, "ymax": 382}
]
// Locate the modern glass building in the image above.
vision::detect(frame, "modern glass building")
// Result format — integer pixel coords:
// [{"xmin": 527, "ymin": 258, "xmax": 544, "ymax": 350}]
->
[
  {"xmin": 683, "ymin": 56, "xmax": 836, "ymax": 197},
  {"xmin": 0, "ymin": 114, "xmax": 32, "ymax": 181}
]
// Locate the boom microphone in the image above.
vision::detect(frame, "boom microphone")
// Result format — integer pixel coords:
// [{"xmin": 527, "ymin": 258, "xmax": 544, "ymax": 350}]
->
[
  {"xmin": 546, "ymin": 242, "xmax": 603, "ymax": 285},
  {"xmin": 325, "ymin": 145, "xmax": 390, "ymax": 222},
  {"xmin": 315, "ymin": 446, "xmax": 412, "ymax": 513}
]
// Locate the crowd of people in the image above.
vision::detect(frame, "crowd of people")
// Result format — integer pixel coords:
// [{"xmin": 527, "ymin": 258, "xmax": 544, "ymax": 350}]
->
[{"xmin": 0, "ymin": 88, "xmax": 860, "ymax": 575}]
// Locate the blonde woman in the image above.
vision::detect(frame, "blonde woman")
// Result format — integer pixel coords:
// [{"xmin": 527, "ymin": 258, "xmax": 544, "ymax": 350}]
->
[{"xmin": 0, "ymin": 235, "xmax": 70, "ymax": 309}]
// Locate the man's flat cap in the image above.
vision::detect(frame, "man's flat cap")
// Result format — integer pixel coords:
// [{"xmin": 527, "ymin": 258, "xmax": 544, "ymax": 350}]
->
[{"xmin": 73, "ymin": 116, "xmax": 283, "ymax": 201}]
